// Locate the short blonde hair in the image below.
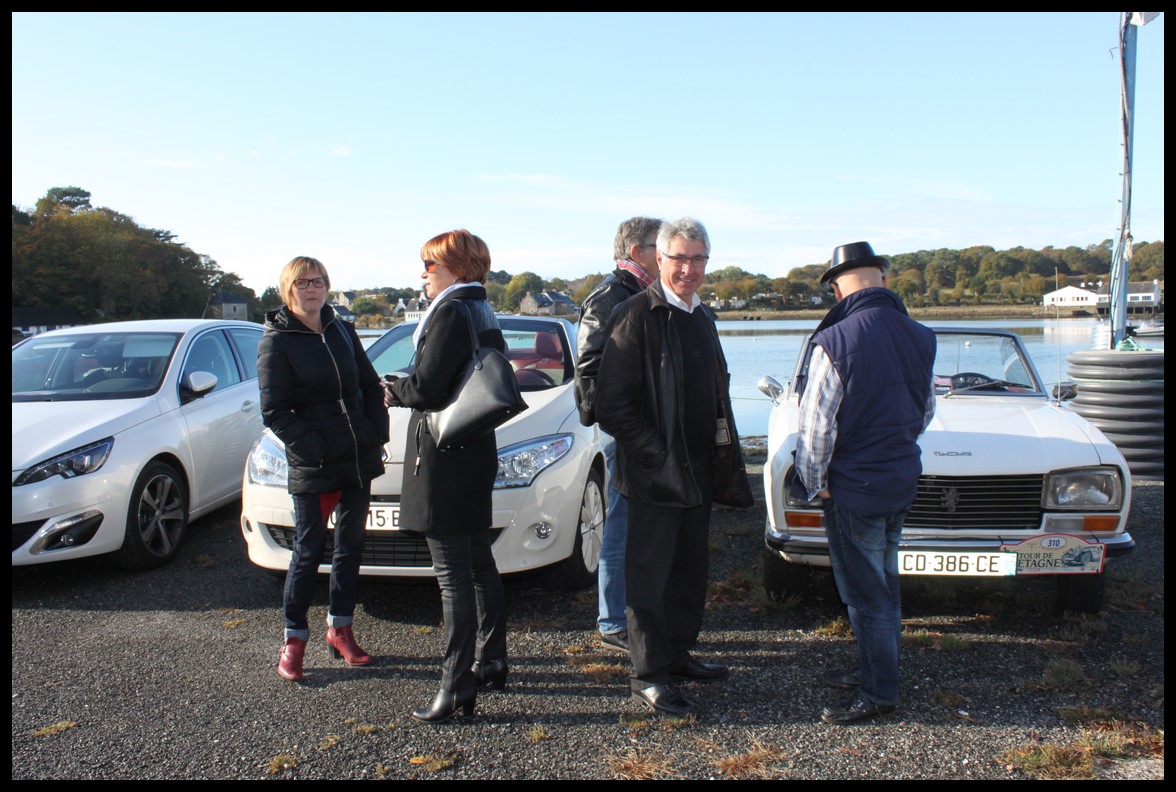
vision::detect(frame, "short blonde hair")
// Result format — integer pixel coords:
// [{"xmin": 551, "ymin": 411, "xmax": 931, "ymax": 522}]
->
[
  {"xmin": 420, "ymin": 230, "xmax": 491, "ymax": 284},
  {"xmin": 278, "ymin": 256, "xmax": 331, "ymax": 305}
]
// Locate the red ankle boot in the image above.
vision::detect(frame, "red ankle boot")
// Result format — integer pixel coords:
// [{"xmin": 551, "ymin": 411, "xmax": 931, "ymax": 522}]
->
[
  {"xmin": 326, "ymin": 625, "xmax": 371, "ymax": 666},
  {"xmin": 277, "ymin": 637, "xmax": 306, "ymax": 681}
]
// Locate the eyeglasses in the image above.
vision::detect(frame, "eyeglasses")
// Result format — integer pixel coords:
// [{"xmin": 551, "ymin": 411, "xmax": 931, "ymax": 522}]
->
[
  {"xmin": 423, "ymin": 260, "xmax": 440, "ymax": 273},
  {"xmin": 661, "ymin": 254, "xmax": 710, "ymax": 266},
  {"xmin": 293, "ymin": 277, "xmax": 326, "ymax": 290}
]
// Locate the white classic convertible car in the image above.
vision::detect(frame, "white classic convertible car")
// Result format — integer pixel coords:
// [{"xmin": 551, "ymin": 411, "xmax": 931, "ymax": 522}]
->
[{"xmin": 757, "ymin": 328, "xmax": 1134, "ymax": 613}]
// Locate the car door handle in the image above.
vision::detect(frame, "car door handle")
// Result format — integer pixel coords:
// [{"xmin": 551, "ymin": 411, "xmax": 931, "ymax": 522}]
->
[{"xmin": 240, "ymin": 399, "xmax": 257, "ymax": 413}]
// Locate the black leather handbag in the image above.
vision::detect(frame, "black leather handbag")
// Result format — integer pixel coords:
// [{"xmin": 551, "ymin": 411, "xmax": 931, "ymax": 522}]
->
[{"xmin": 427, "ymin": 303, "xmax": 528, "ymax": 449}]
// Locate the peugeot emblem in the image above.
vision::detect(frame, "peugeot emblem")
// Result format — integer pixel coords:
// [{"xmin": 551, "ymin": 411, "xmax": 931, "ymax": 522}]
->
[{"xmin": 940, "ymin": 488, "xmax": 961, "ymax": 513}]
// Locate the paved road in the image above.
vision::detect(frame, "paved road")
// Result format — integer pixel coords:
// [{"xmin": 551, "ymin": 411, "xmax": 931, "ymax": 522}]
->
[{"xmin": 11, "ymin": 466, "xmax": 1164, "ymax": 780}]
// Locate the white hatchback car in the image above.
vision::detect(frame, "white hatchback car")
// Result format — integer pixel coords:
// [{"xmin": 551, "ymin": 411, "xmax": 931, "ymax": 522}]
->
[
  {"xmin": 241, "ymin": 315, "xmax": 608, "ymax": 590},
  {"xmin": 758, "ymin": 328, "xmax": 1134, "ymax": 613},
  {"xmin": 12, "ymin": 319, "xmax": 265, "ymax": 569}
]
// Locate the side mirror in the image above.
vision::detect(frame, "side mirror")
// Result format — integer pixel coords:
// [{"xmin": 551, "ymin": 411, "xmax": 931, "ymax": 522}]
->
[
  {"xmin": 181, "ymin": 370, "xmax": 218, "ymax": 403},
  {"xmin": 757, "ymin": 375, "xmax": 784, "ymax": 405}
]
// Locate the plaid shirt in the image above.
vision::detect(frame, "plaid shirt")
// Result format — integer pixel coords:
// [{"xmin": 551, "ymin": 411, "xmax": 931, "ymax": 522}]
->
[{"xmin": 794, "ymin": 345, "xmax": 935, "ymax": 501}]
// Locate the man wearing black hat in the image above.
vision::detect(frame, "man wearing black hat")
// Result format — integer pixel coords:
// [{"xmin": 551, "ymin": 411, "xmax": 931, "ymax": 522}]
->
[{"xmin": 791, "ymin": 241, "xmax": 936, "ymax": 724}]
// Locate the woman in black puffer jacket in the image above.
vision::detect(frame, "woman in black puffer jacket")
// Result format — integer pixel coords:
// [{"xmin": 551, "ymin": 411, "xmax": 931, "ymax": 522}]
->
[{"xmin": 258, "ymin": 256, "xmax": 389, "ymax": 682}]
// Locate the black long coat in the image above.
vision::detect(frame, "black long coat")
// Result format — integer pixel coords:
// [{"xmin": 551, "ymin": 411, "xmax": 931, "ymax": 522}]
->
[
  {"xmin": 389, "ymin": 287, "xmax": 506, "ymax": 536},
  {"xmin": 258, "ymin": 305, "xmax": 388, "ymax": 494}
]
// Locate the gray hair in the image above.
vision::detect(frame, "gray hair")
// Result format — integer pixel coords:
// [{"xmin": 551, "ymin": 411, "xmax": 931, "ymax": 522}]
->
[
  {"xmin": 657, "ymin": 217, "xmax": 710, "ymax": 255},
  {"xmin": 613, "ymin": 217, "xmax": 664, "ymax": 261}
]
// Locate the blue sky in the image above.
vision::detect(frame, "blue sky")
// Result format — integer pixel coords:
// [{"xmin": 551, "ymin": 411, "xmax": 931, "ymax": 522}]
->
[{"xmin": 12, "ymin": 12, "xmax": 1165, "ymax": 295}]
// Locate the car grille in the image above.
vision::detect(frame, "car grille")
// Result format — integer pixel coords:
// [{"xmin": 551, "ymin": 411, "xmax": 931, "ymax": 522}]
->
[
  {"xmin": 12, "ymin": 520, "xmax": 42, "ymax": 552},
  {"xmin": 905, "ymin": 474, "xmax": 1045, "ymax": 530},
  {"xmin": 262, "ymin": 524, "xmax": 504, "ymax": 568}
]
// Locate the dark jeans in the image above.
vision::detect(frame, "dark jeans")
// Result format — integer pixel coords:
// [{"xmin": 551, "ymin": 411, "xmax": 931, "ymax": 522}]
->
[
  {"xmin": 625, "ymin": 485, "xmax": 712, "ymax": 690},
  {"xmin": 426, "ymin": 529, "xmax": 507, "ymax": 693},
  {"xmin": 283, "ymin": 485, "xmax": 371, "ymax": 639},
  {"xmin": 823, "ymin": 501, "xmax": 907, "ymax": 707}
]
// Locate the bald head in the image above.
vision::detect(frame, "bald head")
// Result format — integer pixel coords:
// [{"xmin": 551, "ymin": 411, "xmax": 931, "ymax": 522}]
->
[{"xmin": 830, "ymin": 266, "xmax": 887, "ymax": 300}]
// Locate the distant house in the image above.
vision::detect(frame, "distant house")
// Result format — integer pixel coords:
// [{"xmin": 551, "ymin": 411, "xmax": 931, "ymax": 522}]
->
[
  {"xmin": 519, "ymin": 291, "xmax": 578, "ymax": 316},
  {"xmin": 405, "ymin": 293, "xmax": 429, "ymax": 322},
  {"xmin": 333, "ymin": 305, "xmax": 357, "ymax": 323},
  {"xmin": 1094, "ymin": 280, "xmax": 1163, "ymax": 314},
  {"xmin": 207, "ymin": 290, "xmax": 249, "ymax": 321},
  {"xmin": 335, "ymin": 291, "xmax": 358, "ymax": 309},
  {"xmin": 1042, "ymin": 285, "xmax": 1099, "ymax": 310}
]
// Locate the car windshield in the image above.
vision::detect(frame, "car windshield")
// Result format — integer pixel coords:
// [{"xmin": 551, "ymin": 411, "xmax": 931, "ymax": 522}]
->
[
  {"xmin": 931, "ymin": 331, "xmax": 1043, "ymax": 395},
  {"xmin": 12, "ymin": 332, "xmax": 179, "ymax": 402},
  {"xmin": 366, "ymin": 318, "xmax": 572, "ymax": 392}
]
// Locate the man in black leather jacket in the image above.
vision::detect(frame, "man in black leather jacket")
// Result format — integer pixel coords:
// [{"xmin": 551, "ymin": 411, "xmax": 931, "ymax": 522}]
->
[
  {"xmin": 574, "ymin": 216, "xmax": 662, "ymax": 655},
  {"xmin": 596, "ymin": 217, "xmax": 751, "ymax": 717}
]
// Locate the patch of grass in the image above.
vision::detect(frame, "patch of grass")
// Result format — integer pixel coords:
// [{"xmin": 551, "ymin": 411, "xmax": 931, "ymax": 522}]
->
[
  {"xmin": 707, "ymin": 569, "xmax": 757, "ymax": 607},
  {"xmin": 902, "ymin": 628, "xmax": 935, "ymax": 647},
  {"xmin": 659, "ymin": 714, "xmax": 697, "ymax": 730},
  {"xmin": 1033, "ymin": 659, "xmax": 1090, "ymax": 692},
  {"xmin": 712, "ymin": 736, "xmax": 789, "ymax": 779},
  {"xmin": 411, "ymin": 625, "xmax": 434, "ymax": 635},
  {"xmin": 353, "ymin": 723, "xmax": 381, "ymax": 735},
  {"xmin": 222, "ymin": 618, "xmax": 247, "ymax": 629},
  {"xmin": 934, "ymin": 689, "xmax": 968, "ymax": 708},
  {"xmin": 575, "ymin": 662, "xmax": 626, "ymax": 684},
  {"xmin": 999, "ymin": 742, "xmax": 1094, "ymax": 779},
  {"xmin": 1109, "ymin": 657, "xmax": 1142, "ymax": 678},
  {"xmin": 1055, "ymin": 612, "xmax": 1108, "ymax": 642},
  {"xmin": 408, "ymin": 750, "xmax": 460, "ymax": 773},
  {"xmin": 31, "ymin": 721, "xmax": 77, "ymax": 737},
  {"xmin": 815, "ymin": 616, "xmax": 853, "ymax": 637},
  {"xmin": 619, "ymin": 712, "xmax": 652, "ymax": 732},
  {"xmin": 526, "ymin": 724, "xmax": 551, "ymax": 743},
  {"xmin": 318, "ymin": 735, "xmax": 342, "ymax": 750},
  {"xmin": 1000, "ymin": 721, "xmax": 1165, "ymax": 779},
  {"xmin": 194, "ymin": 553, "xmax": 216, "ymax": 568},
  {"xmin": 1059, "ymin": 705, "xmax": 1129, "ymax": 724},
  {"xmin": 1106, "ymin": 570, "xmax": 1155, "ymax": 611},
  {"xmin": 605, "ymin": 749, "xmax": 675, "ymax": 780},
  {"xmin": 266, "ymin": 753, "xmax": 298, "ymax": 774}
]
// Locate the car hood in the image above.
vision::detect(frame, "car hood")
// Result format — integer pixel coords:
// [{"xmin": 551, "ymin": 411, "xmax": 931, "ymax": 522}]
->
[
  {"xmin": 383, "ymin": 385, "xmax": 575, "ymax": 464},
  {"xmin": 920, "ymin": 397, "xmax": 1118, "ymax": 475},
  {"xmin": 11, "ymin": 399, "xmax": 164, "ymax": 471}
]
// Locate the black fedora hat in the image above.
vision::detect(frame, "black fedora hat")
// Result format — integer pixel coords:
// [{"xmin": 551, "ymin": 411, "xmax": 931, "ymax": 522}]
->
[{"xmin": 820, "ymin": 241, "xmax": 890, "ymax": 287}]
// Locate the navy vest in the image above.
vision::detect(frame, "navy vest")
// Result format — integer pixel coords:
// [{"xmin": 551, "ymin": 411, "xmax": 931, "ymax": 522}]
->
[{"xmin": 812, "ymin": 288, "xmax": 936, "ymax": 513}]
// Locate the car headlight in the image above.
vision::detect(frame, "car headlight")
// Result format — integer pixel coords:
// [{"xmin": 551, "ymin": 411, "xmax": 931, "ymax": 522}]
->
[
  {"xmin": 13, "ymin": 438, "xmax": 114, "ymax": 486},
  {"xmin": 1044, "ymin": 467, "xmax": 1123, "ymax": 510},
  {"xmin": 247, "ymin": 431, "xmax": 288, "ymax": 487},
  {"xmin": 495, "ymin": 434, "xmax": 573, "ymax": 489}
]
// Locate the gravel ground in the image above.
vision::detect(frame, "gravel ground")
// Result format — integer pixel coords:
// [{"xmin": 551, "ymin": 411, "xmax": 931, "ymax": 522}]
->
[{"xmin": 11, "ymin": 458, "xmax": 1164, "ymax": 780}]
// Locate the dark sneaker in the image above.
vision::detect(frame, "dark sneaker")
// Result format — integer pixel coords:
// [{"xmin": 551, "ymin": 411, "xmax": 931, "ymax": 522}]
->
[
  {"xmin": 820, "ymin": 694, "xmax": 897, "ymax": 725},
  {"xmin": 600, "ymin": 629, "xmax": 629, "ymax": 653}
]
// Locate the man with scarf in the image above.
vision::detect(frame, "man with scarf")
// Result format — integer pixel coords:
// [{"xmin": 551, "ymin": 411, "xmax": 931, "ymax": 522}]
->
[
  {"xmin": 574, "ymin": 216, "xmax": 663, "ymax": 655},
  {"xmin": 791, "ymin": 242, "xmax": 936, "ymax": 724}
]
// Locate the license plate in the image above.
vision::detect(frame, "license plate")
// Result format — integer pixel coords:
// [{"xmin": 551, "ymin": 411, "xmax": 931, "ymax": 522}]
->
[
  {"xmin": 898, "ymin": 551, "xmax": 1018, "ymax": 577},
  {"xmin": 328, "ymin": 504, "xmax": 400, "ymax": 531}
]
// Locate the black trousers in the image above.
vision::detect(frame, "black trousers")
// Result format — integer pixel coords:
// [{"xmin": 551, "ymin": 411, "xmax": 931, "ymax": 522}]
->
[
  {"xmin": 625, "ymin": 479, "xmax": 713, "ymax": 689},
  {"xmin": 425, "ymin": 529, "xmax": 507, "ymax": 693}
]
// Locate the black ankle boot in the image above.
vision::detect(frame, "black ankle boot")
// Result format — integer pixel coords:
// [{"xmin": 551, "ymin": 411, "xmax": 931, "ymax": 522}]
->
[
  {"xmin": 472, "ymin": 658, "xmax": 509, "ymax": 691},
  {"xmin": 411, "ymin": 688, "xmax": 477, "ymax": 723}
]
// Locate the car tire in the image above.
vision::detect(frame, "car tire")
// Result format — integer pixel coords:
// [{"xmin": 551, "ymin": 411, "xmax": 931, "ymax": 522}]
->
[
  {"xmin": 761, "ymin": 546, "xmax": 812, "ymax": 601},
  {"xmin": 113, "ymin": 460, "xmax": 188, "ymax": 570},
  {"xmin": 1055, "ymin": 573, "xmax": 1107, "ymax": 614},
  {"xmin": 542, "ymin": 465, "xmax": 605, "ymax": 591}
]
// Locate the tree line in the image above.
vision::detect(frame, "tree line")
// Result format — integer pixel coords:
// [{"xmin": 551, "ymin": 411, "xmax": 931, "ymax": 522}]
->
[{"xmin": 12, "ymin": 186, "xmax": 1164, "ymax": 325}]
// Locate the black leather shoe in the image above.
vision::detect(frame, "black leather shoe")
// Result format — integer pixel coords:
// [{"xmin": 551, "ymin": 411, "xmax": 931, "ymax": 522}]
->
[
  {"xmin": 631, "ymin": 683, "xmax": 696, "ymax": 716},
  {"xmin": 411, "ymin": 688, "xmax": 477, "ymax": 724},
  {"xmin": 821, "ymin": 668, "xmax": 861, "ymax": 690},
  {"xmin": 820, "ymin": 694, "xmax": 896, "ymax": 725},
  {"xmin": 600, "ymin": 630, "xmax": 629, "ymax": 653},
  {"xmin": 472, "ymin": 658, "xmax": 508, "ymax": 691},
  {"xmin": 669, "ymin": 656, "xmax": 729, "ymax": 683}
]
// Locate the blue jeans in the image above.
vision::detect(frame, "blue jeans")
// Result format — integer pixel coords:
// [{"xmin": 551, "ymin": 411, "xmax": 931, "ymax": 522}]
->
[
  {"xmin": 597, "ymin": 436, "xmax": 628, "ymax": 635},
  {"xmin": 284, "ymin": 485, "xmax": 371, "ymax": 640},
  {"xmin": 823, "ymin": 501, "xmax": 907, "ymax": 707},
  {"xmin": 426, "ymin": 529, "xmax": 507, "ymax": 693}
]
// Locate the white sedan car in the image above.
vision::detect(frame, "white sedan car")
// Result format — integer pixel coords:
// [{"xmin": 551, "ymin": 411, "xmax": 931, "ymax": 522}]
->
[
  {"xmin": 12, "ymin": 319, "xmax": 265, "ymax": 569},
  {"xmin": 241, "ymin": 315, "xmax": 608, "ymax": 590},
  {"xmin": 758, "ymin": 328, "xmax": 1134, "ymax": 613}
]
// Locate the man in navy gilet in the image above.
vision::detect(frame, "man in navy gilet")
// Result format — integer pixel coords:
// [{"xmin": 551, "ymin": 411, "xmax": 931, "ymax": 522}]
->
[{"xmin": 792, "ymin": 241, "xmax": 936, "ymax": 724}]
